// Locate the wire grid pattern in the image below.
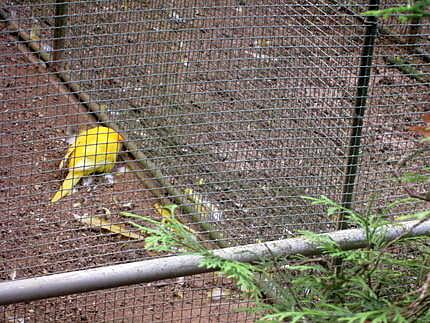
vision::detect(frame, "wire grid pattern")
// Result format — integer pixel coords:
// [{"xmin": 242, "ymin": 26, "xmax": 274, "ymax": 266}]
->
[
  {"xmin": 0, "ymin": 273, "xmax": 257, "ymax": 322},
  {"xmin": 64, "ymin": 0, "xmax": 364, "ymax": 239},
  {"xmin": 0, "ymin": 0, "xmax": 429, "ymax": 321}
]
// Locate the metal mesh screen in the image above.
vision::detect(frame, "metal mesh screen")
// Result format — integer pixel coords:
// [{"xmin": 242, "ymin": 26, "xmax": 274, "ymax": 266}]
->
[
  {"xmin": 1, "ymin": 273, "xmax": 256, "ymax": 322},
  {"xmin": 1, "ymin": 0, "xmax": 429, "ymax": 321}
]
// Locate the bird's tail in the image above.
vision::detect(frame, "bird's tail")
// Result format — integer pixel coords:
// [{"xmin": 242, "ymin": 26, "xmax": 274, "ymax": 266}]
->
[{"xmin": 51, "ymin": 171, "xmax": 83, "ymax": 203}]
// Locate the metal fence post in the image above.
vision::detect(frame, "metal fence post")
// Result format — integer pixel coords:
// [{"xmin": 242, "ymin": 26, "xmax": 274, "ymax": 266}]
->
[{"xmin": 339, "ymin": 0, "xmax": 380, "ymax": 230}]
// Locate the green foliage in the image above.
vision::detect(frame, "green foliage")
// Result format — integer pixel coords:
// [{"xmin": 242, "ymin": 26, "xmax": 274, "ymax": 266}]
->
[
  {"xmin": 122, "ymin": 211, "xmax": 205, "ymax": 253},
  {"xmin": 401, "ymin": 171, "xmax": 430, "ymax": 184},
  {"xmin": 363, "ymin": 0, "xmax": 430, "ymax": 22},
  {"xmin": 122, "ymin": 196, "xmax": 430, "ymax": 322},
  {"xmin": 200, "ymin": 254, "xmax": 263, "ymax": 300},
  {"xmin": 122, "ymin": 210, "xmax": 264, "ymax": 300}
]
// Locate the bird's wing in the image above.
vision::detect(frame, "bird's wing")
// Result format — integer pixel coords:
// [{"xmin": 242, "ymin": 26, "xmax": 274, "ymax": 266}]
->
[{"xmin": 71, "ymin": 157, "xmax": 97, "ymax": 173}]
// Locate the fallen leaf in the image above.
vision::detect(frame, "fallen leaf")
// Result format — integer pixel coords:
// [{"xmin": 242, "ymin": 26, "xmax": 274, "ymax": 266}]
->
[
  {"xmin": 207, "ymin": 287, "xmax": 231, "ymax": 301},
  {"xmin": 74, "ymin": 214, "xmax": 144, "ymax": 240},
  {"xmin": 409, "ymin": 125, "xmax": 430, "ymax": 138},
  {"xmin": 409, "ymin": 113, "xmax": 430, "ymax": 137}
]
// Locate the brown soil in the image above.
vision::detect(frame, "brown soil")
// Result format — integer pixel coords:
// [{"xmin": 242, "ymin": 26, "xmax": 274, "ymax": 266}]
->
[{"xmin": 0, "ymin": 25, "xmax": 254, "ymax": 323}]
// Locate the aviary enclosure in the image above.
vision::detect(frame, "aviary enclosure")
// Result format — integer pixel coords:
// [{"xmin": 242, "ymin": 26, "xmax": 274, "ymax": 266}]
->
[{"xmin": 0, "ymin": 0, "xmax": 429, "ymax": 321}]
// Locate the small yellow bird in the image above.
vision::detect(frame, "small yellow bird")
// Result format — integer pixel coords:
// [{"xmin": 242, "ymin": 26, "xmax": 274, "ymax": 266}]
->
[{"xmin": 51, "ymin": 126, "xmax": 124, "ymax": 203}]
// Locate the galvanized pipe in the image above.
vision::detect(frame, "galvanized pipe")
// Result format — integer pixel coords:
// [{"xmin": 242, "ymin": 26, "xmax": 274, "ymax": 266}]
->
[{"xmin": 0, "ymin": 219, "xmax": 429, "ymax": 305}]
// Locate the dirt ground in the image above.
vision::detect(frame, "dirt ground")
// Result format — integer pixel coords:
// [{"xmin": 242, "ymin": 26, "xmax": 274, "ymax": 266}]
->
[
  {"xmin": 1, "ymin": 0, "xmax": 430, "ymax": 322},
  {"xmin": 0, "ymin": 25, "xmax": 255, "ymax": 323}
]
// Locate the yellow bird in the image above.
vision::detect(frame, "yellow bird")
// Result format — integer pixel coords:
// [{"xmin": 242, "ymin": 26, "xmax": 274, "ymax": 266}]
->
[{"xmin": 51, "ymin": 126, "xmax": 124, "ymax": 203}]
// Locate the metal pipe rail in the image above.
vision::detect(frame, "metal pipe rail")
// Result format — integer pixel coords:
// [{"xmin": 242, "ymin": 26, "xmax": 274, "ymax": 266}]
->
[{"xmin": 1, "ymin": 219, "xmax": 429, "ymax": 305}]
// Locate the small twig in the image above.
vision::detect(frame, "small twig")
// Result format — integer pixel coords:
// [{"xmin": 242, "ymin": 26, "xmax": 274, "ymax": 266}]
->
[
  {"xmin": 417, "ymin": 273, "xmax": 430, "ymax": 303},
  {"xmin": 285, "ymin": 257, "xmax": 331, "ymax": 270}
]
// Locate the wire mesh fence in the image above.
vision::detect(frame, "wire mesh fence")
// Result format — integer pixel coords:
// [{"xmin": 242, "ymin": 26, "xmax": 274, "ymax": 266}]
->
[
  {"xmin": 1, "ymin": 273, "xmax": 257, "ymax": 322},
  {"xmin": 0, "ymin": 0, "xmax": 429, "ymax": 321}
]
